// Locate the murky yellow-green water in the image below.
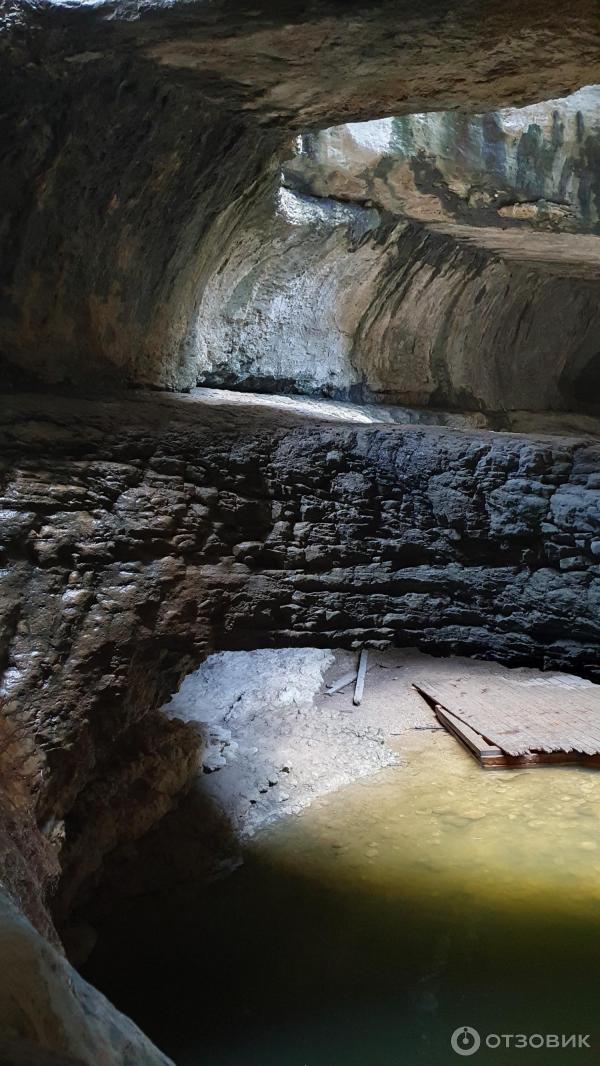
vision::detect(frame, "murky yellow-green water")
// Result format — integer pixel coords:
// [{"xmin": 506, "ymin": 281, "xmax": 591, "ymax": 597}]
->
[{"xmin": 89, "ymin": 732, "xmax": 600, "ymax": 1065}]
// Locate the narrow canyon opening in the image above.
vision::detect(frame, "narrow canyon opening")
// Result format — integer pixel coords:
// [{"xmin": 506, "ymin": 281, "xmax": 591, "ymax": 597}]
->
[{"xmin": 2, "ymin": 4, "xmax": 600, "ymax": 1066}]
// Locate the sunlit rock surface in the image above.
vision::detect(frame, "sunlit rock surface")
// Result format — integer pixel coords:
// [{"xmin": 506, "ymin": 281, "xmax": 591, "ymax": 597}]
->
[
  {"xmin": 195, "ymin": 88, "xmax": 600, "ymax": 408},
  {"xmin": 194, "ymin": 186, "xmax": 600, "ymax": 408},
  {"xmin": 162, "ymin": 646, "xmax": 392, "ymax": 834},
  {"xmin": 191, "ymin": 188, "xmax": 381, "ymax": 397},
  {"xmin": 2, "ymin": 2, "xmax": 600, "ymax": 1059},
  {"xmin": 284, "ymin": 87, "xmax": 600, "ymax": 230}
]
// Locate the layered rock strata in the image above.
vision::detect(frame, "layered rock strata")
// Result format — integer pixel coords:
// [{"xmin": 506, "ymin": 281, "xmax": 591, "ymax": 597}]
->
[
  {"xmin": 1, "ymin": 390, "xmax": 599, "ymax": 919},
  {"xmin": 284, "ymin": 87, "xmax": 600, "ymax": 231}
]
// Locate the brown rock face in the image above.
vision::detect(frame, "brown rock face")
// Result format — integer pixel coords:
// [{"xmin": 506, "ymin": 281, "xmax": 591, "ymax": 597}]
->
[
  {"xmin": 0, "ymin": 782, "xmax": 60, "ymax": 947},
  {"xmin": 284, "ymin": 89, "xmax": 600, "ymax": 232},
  {"xmin": 195, "ymin": 86, "xmax": 600, "ymax": 411},
  {"xmin": 0, "ymin": 890, "xmax": 174, "ymax": 1065},
  {"xmin": 2, "ymin": 0, "xmax": 600, "ymax": 389}
]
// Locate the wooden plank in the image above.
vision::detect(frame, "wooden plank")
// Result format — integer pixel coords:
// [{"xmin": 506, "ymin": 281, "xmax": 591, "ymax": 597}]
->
[
  {"xmin": 412, "ymin": 668, "xmax": 600, "ymax": 759},
  {"xmin": 413, "ymin": 685, "xmax": 505, "ymax": 766},
  {"xmin": 412, "ymin": 677, "xmax": 600, "ymax": 770},
  {"xmin": 353, "ymin": 649, "xmax": 368, "ymax": 706},
  {"xmin": 433, "ymin": 704, "xmax": 506, "ymax": 767},
  {"xmin": 326, "ymin": 670, "xmax": 358, "ymax": 695}
]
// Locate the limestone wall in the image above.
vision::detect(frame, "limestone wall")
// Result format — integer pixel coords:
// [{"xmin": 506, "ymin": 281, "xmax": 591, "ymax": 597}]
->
[
  {"xmin": 2, "ymin": 0, "xmax": 600, "ymax": 388},
  {"xmin": 284, "ymin": 87, "xmax": 600, "ymax": 230},
  {"xmin": 1, "ymin": 392, "xmax": 599, "ymax": 918},
  {"xmin": 193, "ymin": 191, "xmax": 600, "ymax": 410}
]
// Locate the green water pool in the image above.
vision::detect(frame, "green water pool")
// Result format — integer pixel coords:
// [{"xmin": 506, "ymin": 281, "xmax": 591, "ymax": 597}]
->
[{"xmin": 87, "ymin": 730, "xmax": 600, "ymax": 1065}]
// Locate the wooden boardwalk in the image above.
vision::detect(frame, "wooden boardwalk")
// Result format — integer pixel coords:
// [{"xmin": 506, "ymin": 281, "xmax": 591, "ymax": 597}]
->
[{"xmin": 413, "ymin": 667, "xmax": 600, "ymax": 769}]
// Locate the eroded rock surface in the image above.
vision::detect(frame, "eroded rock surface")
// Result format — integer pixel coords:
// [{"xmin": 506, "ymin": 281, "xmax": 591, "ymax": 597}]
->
[
  {"xmin": 194, "ymin": 87, "xmax": 600, "ymax": 408},
  {"xmin": 1, "ymin": 390, "xmax": 599, "ymax": 920},
  {"xmin": 2, "ymin": 2, "xmax": 600, "ymax": 1061},
  {"xmin": 2, "ymin": 0, "xmax": 600, "ymax": 388},
  {"xmin": 284, "ymin": 87, "xmax": 600, "ymax": 231},
  {"xmin": 163, "ymin": 647, "xmax": 393, "ymax": 833},
  {"xmin": 194, "ymin": 188, "xmax": 600, "ymax": 408}
]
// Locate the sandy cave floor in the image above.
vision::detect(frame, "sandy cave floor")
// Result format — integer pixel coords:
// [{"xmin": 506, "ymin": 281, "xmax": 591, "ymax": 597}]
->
[{"xmin": 161, "ymin": 647, "xmax": 597, "ymax": 845}]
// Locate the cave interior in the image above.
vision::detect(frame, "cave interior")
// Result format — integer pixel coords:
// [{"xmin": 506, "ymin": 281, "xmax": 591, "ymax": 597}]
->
[{"xmin": 1, "ymin": 2, "xmax": 600, "ymax": 1064}]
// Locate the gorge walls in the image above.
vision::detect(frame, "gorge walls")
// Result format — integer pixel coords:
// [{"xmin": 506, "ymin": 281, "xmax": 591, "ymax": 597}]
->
[
  {"xmin": 193, "ymin": 192, "xmax": 600, "ymax": 409},
  {"xmin": 194, "ymin": 87, "xmax": 600, "ymax": 409},
  {"xmin": 285, "ymin": 86, "xmax": 600, "ymax": 231},
  {"xmin": 2, "ymin": 2, "xmax": 600, "ymax": 1059}
]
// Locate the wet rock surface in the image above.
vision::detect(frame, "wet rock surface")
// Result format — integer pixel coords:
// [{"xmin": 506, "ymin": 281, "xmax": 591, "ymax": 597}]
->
[
  {"xmin": 2, "ymin": 3, "xmax": 600, "ymax": 1061},
  {"xmin": 87, "ymin": 646, "xmax": 400, "ymax": 916},
  {"xmin": 84, "ymin": 648, "xmax": 600, "ymax": 1066},
  {"xmin": 163, "ymin": 647, "xmax": 394, "ymax": 834},
  {"xmin": 1, "ymin": 389, "xmax": 599, "ymax": 920}
]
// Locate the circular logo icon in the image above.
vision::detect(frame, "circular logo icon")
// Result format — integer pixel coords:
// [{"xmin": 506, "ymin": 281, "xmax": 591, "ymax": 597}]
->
[{"xmin": 451, "ymin": 1027, "xmax": 481, "ymax": 1056}]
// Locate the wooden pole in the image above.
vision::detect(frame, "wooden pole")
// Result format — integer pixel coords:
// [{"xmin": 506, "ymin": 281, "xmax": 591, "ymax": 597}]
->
[
  {"xmin": 326, "ymin": 670, "xmax": 358, "ymax": 695},
  {"xmin": 353, "ymin": 649, "xmax": 368, "ymax": 706}
]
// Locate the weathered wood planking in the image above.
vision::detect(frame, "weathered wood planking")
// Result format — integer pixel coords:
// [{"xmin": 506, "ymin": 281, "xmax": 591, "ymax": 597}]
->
[{"xmin": 412, "ymin": 668, "xmax": 600, "ymax": 769}]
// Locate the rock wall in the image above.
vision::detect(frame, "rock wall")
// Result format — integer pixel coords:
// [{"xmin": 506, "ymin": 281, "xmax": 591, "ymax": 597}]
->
[
  {"xmin": 2, "ymin": 0, "xmax": 600, "ymax": 389},
  {"xmin": 284, "ymin": 86, "xmax": 600, "ymax": 230},
  {"xmin": 1, "ymin": 391, "xmax": 599, "ymax": 920},
  {"xmin": 193, "ymin": 189, "xmax": 600, "ymax": 410},
  {"xmin": 193, "ymin": 89, "xmax": 600, "ymax": 410},
  {"xmin": 191, "ymin": 188, "xmax": 382, "ymax": 397},
  {"xmin": 353, "ymin": 223, "xmax": 600, "ymax": 411},
  {"xmin": 2, "ymin": 2, "xmax": 600, "ymax": 1058},
  {"xmin": 0, "ymin": 889, "xmax": 173, "ymax": 1065}
]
